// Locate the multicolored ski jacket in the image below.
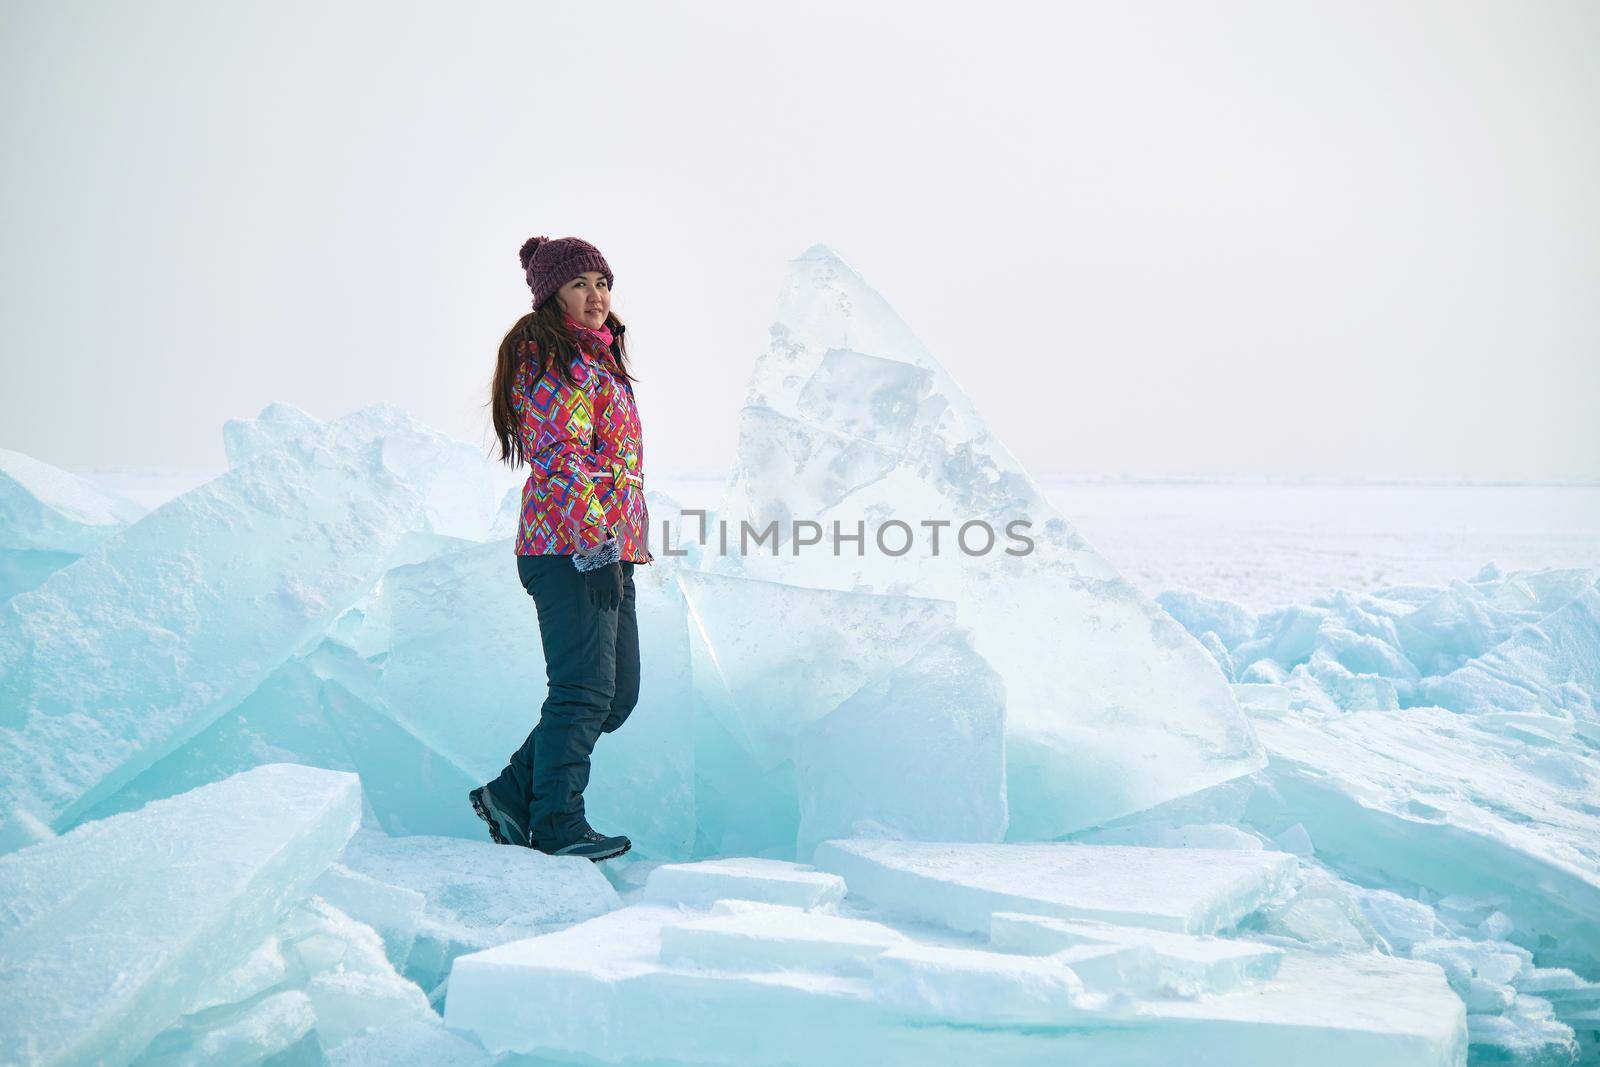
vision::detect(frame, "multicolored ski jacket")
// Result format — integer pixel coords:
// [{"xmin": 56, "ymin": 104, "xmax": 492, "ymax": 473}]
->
[{"xmin": 512, "ymin": 319, "xmax": 653, "ymax": 564}]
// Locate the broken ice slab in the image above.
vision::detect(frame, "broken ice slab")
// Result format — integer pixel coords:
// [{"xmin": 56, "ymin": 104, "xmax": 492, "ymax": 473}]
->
[
  {"xmin": 0, "ymin": 423, "xmax": 430, "ymax": 852},
  {"xmin": 141, "ymin": 888, "xmax": 435, "ymax": 1065},
  {"xmin": 811, "ymin": 839, "xmax": 1297, "ymax": 936},
  {"xmin": 1232, "ymin": 681, "xmax": 1292, "ymax": 717},
  {"xmin": 1143, "ymin": 952, "xmax": 1466, "ymax": 1066},
  {"xmin": 988, "ymin": 912, "xmax": 1283, "ymax": 997},
  {"xmin": 184, "ymin": 936, "xmax": 292, "ymax": 1016},
  {"xmin": 871, "ymin": 943, "xmax": 1087, "ymax": 1025},
  {"xmin": 1246, "ymin": 704, "xmax": 1600, "ymax": 971},
  {"xmin": 1465, "ymin": 1001, "xmax": 1579, "ymax": 1066},
  {"xmin": 225, "ymin": 401, "xmax": 511, "ymax": 542},
  {"xmin": 1156, "ymin": 588, "xmax": 1259, "ymax": 649},
  {"xmin": 677, "ymin": 569, "xmax": 959, "ymax": 773},
  {"xmin": 793, "ymin": 625, "xmax": 1006, "ymax": 861},
  {"xmin": 445, "ymin": 900, "xmax": 1465, "ymax": 1066},
  {"xmin": 0, "ymin": 446, "xmax": 145, "ymax": 553},
  {"xmin": 272, "ymin": 893, "xmax": 436, "ymax": 1054},
  {"xmin": 704, "ymin": 246, "xmax": 1265, "ymax": 840},
  {"xmin": 0, "ymin": 448, "xmax": 146, "ymax": 602},
  {"xmin": 310, "ymin": 862, "xmax": 427, "ymax": 971},
  {"xmin": 642, "ymin": 856, "xmax": 846, "ymax": 910},
  {"xmin": 682, "ymin": 571, "xmax": 972, "ymax": 857},
  {"xmin": 1421, "ymin": 584, "xmax": 1600, "ymax": 719},
  {"xmin": 0, "ymin": 764, "xmax": 361, "ymax": 1067},
  {"xmin": 335, "ymin": 830, "xmax": 621, "ymax": 995},
  {"xmin": 134, "ymin": 989, "xmax": 317, "ymax": 1067},
  {"xmin": 658, "ymin": 900, "xmax": 908, "ymax": 976},
  {"xmin": 68, "ymin": 627, "xmax": 485, "ymax": 843},
  {"xmin": 222, "ymin": 401, "xmax": 324, "ymax": 467}
]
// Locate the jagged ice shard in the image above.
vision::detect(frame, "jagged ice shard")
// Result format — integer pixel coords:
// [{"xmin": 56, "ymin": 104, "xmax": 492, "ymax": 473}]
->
[
  {"xmin": 704, "ymin": 245, "xmax": 1264, "ymax": 838},
  {"xmin": 0, "ymin": 764, "xmax": 361, "ymax": 1067},
  {"xmin": 0, "ymin": 412, "xmax": 433, "ymax": 851},
  {"xmin": 0, "ymin": 447, "xmax": 145, "ymax": 602}
]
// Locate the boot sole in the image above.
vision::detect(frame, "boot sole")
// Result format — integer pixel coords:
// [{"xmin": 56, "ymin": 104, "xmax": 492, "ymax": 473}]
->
[{"xmin": 551, "ymin": 838, "xmax": 632, "ymax": 862}]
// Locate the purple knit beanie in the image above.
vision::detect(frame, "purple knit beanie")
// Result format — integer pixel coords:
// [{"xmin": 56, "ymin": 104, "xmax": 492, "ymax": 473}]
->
[{"xmin": 519, "ymin": 235, "xmax": 614, "ymax": 309}]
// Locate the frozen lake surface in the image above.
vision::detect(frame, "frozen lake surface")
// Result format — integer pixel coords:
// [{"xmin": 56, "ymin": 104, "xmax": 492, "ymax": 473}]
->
[{"xmin": 81, "ymin": 466, "xmax": 1596, "ymax": 614}]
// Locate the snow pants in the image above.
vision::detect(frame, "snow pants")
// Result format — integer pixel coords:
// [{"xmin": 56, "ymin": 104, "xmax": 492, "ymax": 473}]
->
[{"xmin": 488, "ymin": 553, "xmax": 639, "ymax": 850}]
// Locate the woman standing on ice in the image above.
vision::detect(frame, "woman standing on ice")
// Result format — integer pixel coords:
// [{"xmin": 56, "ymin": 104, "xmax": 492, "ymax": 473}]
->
[{"xmin": 470, "ymin": 235, "xmax": 654, "ymax": 862}]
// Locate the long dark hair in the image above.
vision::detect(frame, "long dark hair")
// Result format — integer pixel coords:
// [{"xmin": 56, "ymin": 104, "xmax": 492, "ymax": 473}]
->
[{"xmin": 489, "ymin": 296, "xmax": 638, "ymax": 468}]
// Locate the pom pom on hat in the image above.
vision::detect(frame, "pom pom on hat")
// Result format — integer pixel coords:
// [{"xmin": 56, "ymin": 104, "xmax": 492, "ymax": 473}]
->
[{"xmin": 519, "ymin": 235, "xmax": 549, "ymax": 273}]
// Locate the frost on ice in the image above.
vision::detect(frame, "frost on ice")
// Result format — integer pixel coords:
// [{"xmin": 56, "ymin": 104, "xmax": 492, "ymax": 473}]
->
[{"xmin": 0, "ymin": 245, "xmax": 1596, "ymax": 1065}]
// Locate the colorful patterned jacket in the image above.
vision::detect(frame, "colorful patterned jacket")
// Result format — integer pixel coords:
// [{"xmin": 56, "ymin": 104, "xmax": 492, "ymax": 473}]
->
[{"xmin": 512, "ymin": 318, "xmax": 653, "ymax": 566}]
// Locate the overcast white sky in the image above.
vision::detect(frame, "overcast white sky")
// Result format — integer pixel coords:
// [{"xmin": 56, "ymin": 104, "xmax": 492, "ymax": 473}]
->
[{"xmin": 2, "ymin": 0, "xmax": 1596, "ymax": 482}]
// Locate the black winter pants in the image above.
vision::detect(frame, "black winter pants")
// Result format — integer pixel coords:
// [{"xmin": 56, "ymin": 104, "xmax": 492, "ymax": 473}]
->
[{"xmin": 488, "ymin": 554, "xmax": 639, "ymax": 849}]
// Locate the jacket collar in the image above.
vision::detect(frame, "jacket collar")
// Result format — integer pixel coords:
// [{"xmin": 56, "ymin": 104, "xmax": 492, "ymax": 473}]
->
[{"xmin": 562, "ymin": 314, "xmax": 614, "ymax": 353}]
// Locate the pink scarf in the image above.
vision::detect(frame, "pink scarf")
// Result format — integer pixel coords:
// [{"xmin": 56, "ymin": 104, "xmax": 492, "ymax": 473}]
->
[{"xmin": 562, "ymin": 313, "xmax": 613, "ymax": 348}]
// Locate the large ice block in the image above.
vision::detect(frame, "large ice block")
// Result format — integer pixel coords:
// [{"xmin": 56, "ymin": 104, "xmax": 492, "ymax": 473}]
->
[
  {"xmin": 987, "ymin": 912, "xmax": 1283, "ymax": 997},
  {"xmin": 277, "ymin": 895, "xmax": 435, "ymax": 1049},
  {"xmin": 445, "ymin": 900, "xmax": 1464, "ymax": 1066},
  {"xmin": 658, "ymin": 900, "xmax": 908, "ymax": 976},
  {"xmin": 0, "ymin": 764, "xmax": 361, "ymax": 1067},
  {"xmin": 870, "ymin": 943, "xmax": 1088, "ymax": 1024},
  {"xmin": 136, "ymin": 989, "xmax": 316, "ymax": 1067},
  {"xmin": 811, "ymin": 838, "xmax": 1298, "ymax": 936},
  {"xmin": 642, "ymin": 856, "xmax": 846, "ymax": 909},
  {"xmin": 310, "ymin": 862, "xmax": 427, "ymax": 970},
  {"xmin": 1245, "ymin": 704, "xmax": 1600, "ymax": 971},
  {"xmin": 0, "ymin": 419, "xmax": 430, "ymax": 851},
  {"xmin": 793, "ymin": 626, "xmax": 1006, "ymax": 861},
  {"xmin": 0, "ymin": 447, "xmax": 145, "ymax": 602},
  {"xmin": 678, "ymin": 569, "xmax": 958, "ymax": 772},
  {"xmin": 703, "ymin": 245, "xmax": 1264, "ymax": 838},
  {"xmin": 336, "ymin": 830, "xmax": 622, "ymax": 994},
  {"xmin": 0, "ymin": 446, "xmax": 145, "ymax": 553},
  {"xmin": 226, "ymin": 401, "xmax": 510, "ymax": 542},
  {"xmin": 680, "ymin": 569, "xmax": 961, "ymax": 856},
  {"xmin": 222, "ymin": 402, "xmax": 323, "ymax": 467},
  {"xmin": 79, "ymin": 646, "xmax": 487, "ymax": 842}
]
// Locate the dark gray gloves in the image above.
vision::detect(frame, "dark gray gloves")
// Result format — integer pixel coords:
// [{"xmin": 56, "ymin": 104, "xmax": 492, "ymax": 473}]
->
[
  {"xmin": 574, "ymin": 530, "xmax": 623, "ymax": 610},
  {"xmin": 582, "ymin": 561, "xmax": 624, "ymax": 610}
]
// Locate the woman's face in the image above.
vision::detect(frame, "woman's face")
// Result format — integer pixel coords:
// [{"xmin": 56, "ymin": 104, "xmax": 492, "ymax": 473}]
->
[{"xmin": 557, "ymin": 271, "xmax": 611, "ymax": 331}]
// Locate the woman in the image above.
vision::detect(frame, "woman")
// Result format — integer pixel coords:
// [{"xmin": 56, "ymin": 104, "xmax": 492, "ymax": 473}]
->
[{"xmin": 470, "ymin": 235, "xmax": 654, "ymax": 862}]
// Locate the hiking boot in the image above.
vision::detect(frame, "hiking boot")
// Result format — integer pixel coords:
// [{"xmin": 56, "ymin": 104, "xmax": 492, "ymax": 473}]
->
[
  {"xmin": 468, "ymin": 785, "xmax": 529, "ymax": 847},
  {"xmin": 539, "ymin": 827, "xmax": 631, "ymax": 862}
]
